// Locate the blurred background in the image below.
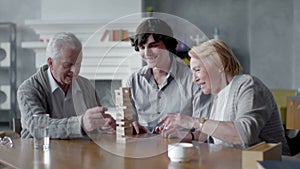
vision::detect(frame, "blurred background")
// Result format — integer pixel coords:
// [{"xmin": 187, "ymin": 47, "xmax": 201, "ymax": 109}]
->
[{"xmin": 0, "ymin": 0, "xmax": 299, "ymax": 132}]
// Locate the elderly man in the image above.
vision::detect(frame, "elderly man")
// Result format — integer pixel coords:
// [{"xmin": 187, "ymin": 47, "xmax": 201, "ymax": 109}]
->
[{"xmin": 17, "ymin": 32, "xmax": 116, "ymax": 139}]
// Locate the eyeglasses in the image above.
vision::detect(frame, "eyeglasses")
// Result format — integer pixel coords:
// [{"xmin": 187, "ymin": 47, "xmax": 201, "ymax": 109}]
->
[{"xmin": 0, "ymin": 136, "xmax": 13, "ymax": 148}]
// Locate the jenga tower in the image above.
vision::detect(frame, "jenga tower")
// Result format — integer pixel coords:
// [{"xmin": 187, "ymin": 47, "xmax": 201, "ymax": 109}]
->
[{"xmin": 115, "ymin": 87, "xmax": 133, "ymax": 143}]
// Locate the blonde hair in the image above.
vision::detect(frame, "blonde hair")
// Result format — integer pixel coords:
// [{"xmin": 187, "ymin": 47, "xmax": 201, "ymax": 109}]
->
[{"xmin": 188, "ymin": 39, "xmax": 242, "ymax": 76}]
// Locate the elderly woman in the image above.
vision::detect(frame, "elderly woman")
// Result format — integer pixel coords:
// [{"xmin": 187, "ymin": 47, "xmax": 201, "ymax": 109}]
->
[{"xmin": 157, "ymin": 39, "xmax": 290, "ymax": 155}]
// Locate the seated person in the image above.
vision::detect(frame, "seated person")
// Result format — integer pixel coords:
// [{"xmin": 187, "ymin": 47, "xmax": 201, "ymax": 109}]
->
[
  {"xmin": 157, "ymin": 39, "xmax": 290, "ymax": 155},
  {"xmin": 127, "ymin": 18, "xmax": 211, "ymax": 134},
  {"xmin": 17, "ymin": 32, "xmax": 116, "ymax": 139}
]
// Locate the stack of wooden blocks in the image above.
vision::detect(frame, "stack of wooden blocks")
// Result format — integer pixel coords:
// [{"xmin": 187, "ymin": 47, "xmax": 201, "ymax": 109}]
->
[{"xmin": 115, "ymin": 87, "xmax": 133, "ymax": 143}]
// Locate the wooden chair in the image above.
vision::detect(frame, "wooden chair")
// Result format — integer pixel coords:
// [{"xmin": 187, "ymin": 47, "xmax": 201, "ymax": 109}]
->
[
  {"xmin": 270, "ymin": 89, "xmax": 296, "ymax": 125},
  {"xmin": 0, "ymin": 118, "xmax": 21, "ymax": 139},
  {"xmin": 12, "ymin": 118, "xmax": 21, "ymax": 136}
]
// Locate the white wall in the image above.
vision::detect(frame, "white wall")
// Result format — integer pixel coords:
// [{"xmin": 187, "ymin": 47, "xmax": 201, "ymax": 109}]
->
[
  {"xmin": 1, "ymin": 0, "xmax": 299, "ymax": 90},
  {"xmin": 0, "ymin": 0, "xmax": 41, "ymax": 85},
  {"xmin": 293, "ymin": 0, "xmax": 300, "ymax": 89},
  {"xmin": 0, "ymin": 0, "xmax": 142, "ymax": 118},
  {"xmin": 41, "ymin": 0, "xmax": 141, "ymax": 21},
  {"xmin": 146, "ymin": 0, "xmax": 300, "ymax": 89},
  {"xmin": 249, "ymin": 0, "xmax": 293, "ymax": 89}
]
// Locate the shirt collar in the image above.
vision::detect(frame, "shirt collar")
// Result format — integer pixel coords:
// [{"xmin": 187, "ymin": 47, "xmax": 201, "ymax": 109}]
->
[
  {"xmin": 47, "ymin": 67, "xmax": 60, "ymax": 93},
  {"xmin": 47, "ymin": 67, "xmax": 81, "ymax": 94},
  {"xmin": 168, "ymin": 54, "xmax": 178, "ymax": 77}
]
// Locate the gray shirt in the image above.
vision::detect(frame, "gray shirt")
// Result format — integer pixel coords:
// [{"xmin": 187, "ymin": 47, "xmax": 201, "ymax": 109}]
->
[{"xmin": 127, "ymin": 56, "xmax": 211, "ymax": 130}]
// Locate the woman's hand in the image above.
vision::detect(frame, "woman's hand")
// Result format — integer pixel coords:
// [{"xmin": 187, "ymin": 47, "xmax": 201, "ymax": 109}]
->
[
  {"xmin": 160, "ymin": 126, "xmax": 190, "ymax": 139},
  {"xmin": 155, "ymin": 113, "xmax": 200, "ymax": 133}
]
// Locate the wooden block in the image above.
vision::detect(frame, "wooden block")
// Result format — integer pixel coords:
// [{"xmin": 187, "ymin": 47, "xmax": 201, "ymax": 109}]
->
[
  {"xmin": 242, "ymin": 142, "xmax": 282, "ymax": 169},
  {"xmin": 115, "ymin": 87, "xmax": 132, "ymax": 103},
  {"xmin": 121, "ymin": 87, "xmax": 131, "ymax": 92},
  {"xmin": 116, "ymin": 106, "xmax": 131, "ymax": 111},
  {"xmin": 123, "ymin": 110, "xmax": 133, "ymax": 116},
  {"xmin": 116, "ymin": 126, "xmax": 133, "ymax": 136},
  {"xmin": 116, "ymin": 120, "xmax": 131, "ymax": 127},
  {"xmin": 123, "ymin": 101, "xmax": 132, "ymax": 106},
  {"xmin": 286, "ymin": 96, "xmax": 300, "ymax": 129},
  {"xmin": 115, "ymin": 107, "xmax": 127, "ymax": 113},
  {"xmin": 121, "ymin": 87, "xmax": 131, "ymax": 96},
  {"xmin": 116, "ymin": 135, "xmax": 128, "ymax": 143},
  {"xmin": 270, "ymin": 89, "xmax": 296, "ymax": 124},
  {"xmin": 115, "ymin": 90, "xmax": 123, "ymax": 105},
  {"xmin": 116, "ymin": 116, "xmax": 125, "ymax": 122},
  {"xmin": 116, "ymin": 107, "xmax": 125, "ymax": 112},
  {"xmin": 116, "ymin": 110, "xmax": 132, "ymax": 120},
  {"xmin": 115, "ymin": 101, "xmax": 132, "ymax": 108},
  {"xmin": 115, "ymin": 112, "xmax": 125, "ymax": 119},
  {"xmin": 123, "ymin": 106, "xmax": 133, "ymax": 112},
  {"xmin": 115, "ymin": 100, "xmax": 123, "ymax": 106}
]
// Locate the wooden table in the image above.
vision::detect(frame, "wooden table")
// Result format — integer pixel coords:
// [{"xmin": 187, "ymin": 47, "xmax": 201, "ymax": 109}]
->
[{"xmin": 0, "ymin": 133, "xmax": 242, "ymax": 169}]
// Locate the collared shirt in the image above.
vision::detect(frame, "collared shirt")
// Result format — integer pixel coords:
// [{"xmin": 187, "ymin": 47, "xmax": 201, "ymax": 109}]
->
[
  {"xmin": 47, "ymin": 68, "xmax": 86, "ymax": 118},
  {"xmin": 127, "ymin": 55, "xmax": 211, "ymax": 130}
]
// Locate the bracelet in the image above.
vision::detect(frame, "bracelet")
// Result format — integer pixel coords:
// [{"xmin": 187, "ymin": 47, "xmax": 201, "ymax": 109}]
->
[
  {"xmin": 190, "ymin": 132, "xmax": 195, "ymax": 140},
  {"xmin": 199, "ymin": 118, "xmax": 207, "ymax": 132}
]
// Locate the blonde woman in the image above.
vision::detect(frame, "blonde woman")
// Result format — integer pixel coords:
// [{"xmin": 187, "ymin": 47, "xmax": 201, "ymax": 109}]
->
[{"xmin": 157, "ymin": 39, "xmax": 290, "ymax": 155}]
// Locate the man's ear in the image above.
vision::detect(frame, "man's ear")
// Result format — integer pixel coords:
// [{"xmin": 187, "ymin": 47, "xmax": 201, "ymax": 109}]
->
[{"xmin": 47, "ymin": 57, "xmax": 53, "ymax": 67}]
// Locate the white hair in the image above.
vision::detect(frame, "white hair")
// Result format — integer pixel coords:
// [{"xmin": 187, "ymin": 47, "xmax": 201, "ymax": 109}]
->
[{"xmin": 46, "ymin": 32, "xmax": 82, "ymax": 61}]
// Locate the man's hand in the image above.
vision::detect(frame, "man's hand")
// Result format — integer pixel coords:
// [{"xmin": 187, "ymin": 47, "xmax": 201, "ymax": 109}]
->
[
  {"xmin": 132, "ymin": 121, "xmax": 147, "ymax": 134},
  {"xmin": 82, "ymin": 106, "xmax": 116, "ymax": 132}
]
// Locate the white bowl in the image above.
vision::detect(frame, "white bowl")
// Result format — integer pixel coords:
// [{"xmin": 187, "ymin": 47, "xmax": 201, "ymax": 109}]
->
[{"xmin": 168, "ymin": 143, "xmax": 194, "ymax": 162}]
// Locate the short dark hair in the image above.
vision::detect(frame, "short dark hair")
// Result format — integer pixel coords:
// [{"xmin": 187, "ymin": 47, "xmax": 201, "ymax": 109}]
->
[{"xmin": 130, "ymin": 18, "xmax": 178, "ymax": 54}]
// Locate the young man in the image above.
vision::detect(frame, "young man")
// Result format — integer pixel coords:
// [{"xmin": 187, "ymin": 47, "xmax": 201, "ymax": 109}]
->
[
  {"xmin": 18, "ymin": 32, "xmax": 116, "ymax": 139},
  {"xmin": 127, "ymin": 18, "xmax": 211, "ymax": 136}
]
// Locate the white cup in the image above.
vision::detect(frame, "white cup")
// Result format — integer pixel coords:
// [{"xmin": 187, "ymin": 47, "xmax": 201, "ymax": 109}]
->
[
  {"xmin": 33, "ymin": 114, "xmax": 50, "ymax": 150},
  {"xmin": 168, "ymin": 143, "xmax": 195, "ymax": 162}
]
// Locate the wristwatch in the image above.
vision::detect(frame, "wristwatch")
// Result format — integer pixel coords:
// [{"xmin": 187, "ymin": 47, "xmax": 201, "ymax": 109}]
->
[
  {"xmin": 190, "ymin": 128, "xmax": 195, "ymax": 140},
  {"xmin": 190, "ymin": 132, "xmax": 195, "ymax": 140},
  {"xmin": 199, "ymin": 118, "xmax": 207, "ymax": 132}
]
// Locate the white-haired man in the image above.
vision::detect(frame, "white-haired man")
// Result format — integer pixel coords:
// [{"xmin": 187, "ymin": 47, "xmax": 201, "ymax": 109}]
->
[{"xmin": 18, "ymin": 32, "xmax": 116, "ymax": 139}]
